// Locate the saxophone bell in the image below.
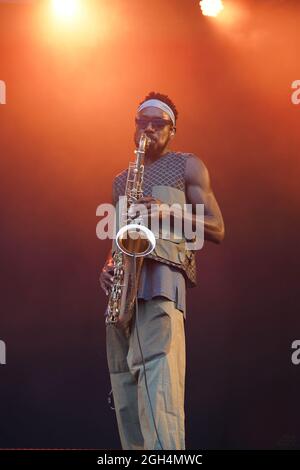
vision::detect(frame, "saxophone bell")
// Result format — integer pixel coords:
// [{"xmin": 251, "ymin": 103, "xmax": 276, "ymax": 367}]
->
[{"xmin": 116, "ymin": 223, "xmax": 156, "ymax": 257}]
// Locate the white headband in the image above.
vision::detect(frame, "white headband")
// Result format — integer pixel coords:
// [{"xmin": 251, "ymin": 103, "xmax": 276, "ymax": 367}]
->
[{"xmin": 137, "ymin": 99, "xmax": 176, "ymax": 126}]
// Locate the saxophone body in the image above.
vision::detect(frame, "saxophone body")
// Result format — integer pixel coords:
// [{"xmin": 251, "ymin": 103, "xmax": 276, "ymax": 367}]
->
[{"xmin": 105, "ymin": 134, "xmax": 156, "ymax": 327}]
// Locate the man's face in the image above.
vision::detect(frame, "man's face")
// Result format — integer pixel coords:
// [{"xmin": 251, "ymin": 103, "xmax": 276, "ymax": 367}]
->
[{"xmin": 134, "ymin": 106, "xmax": 175, "ymax": 157}]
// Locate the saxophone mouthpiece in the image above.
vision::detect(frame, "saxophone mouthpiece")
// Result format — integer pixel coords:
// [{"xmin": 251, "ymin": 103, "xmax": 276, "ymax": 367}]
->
[
  {"xmin": 145, "ymin": 135, "xmax": 152, "ymax": 150},
  {"xmin": 137, "ymin": 133, "xmax": 151, "ymax": 153}
]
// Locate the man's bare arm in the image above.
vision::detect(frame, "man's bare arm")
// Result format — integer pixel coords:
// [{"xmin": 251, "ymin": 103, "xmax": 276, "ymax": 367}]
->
[
  {"xmin": 185, "ymin": 155, "xmax": 225, "ymax": 244},
  {"xmin": 99, "ymin": 250, "xmax": 114, "ymax": 295},
  {"xmin": 135, "ymin": 156, "xmax": 225, "ymax": 245},
  {"xmin": 99, "ymin": 185, "xmax": 116, "ymax": 294}
]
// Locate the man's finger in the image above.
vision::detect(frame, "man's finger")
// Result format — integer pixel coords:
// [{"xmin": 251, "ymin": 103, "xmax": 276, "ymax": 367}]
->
[{"xmin": 136, "ymin": 197, "xmax": 154, "ymax": 204}]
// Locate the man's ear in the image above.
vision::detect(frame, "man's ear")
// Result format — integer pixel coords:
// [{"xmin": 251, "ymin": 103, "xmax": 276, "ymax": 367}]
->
[{"xmin": 170, "ymin": 127, "xmax": 176, "ymax": 137}]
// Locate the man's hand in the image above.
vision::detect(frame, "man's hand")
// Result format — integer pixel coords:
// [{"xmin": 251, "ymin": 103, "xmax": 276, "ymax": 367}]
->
[
  {"xmin": 135, "ymin": 196, "xmax": 166, "ymax": 220},
  {"xmin": 99, "ymin": 258, "xmax": 114, "ymax": 295}
]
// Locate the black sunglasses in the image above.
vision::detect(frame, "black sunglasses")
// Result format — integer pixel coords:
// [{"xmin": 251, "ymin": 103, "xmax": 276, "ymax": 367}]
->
[{"xmin": 135, "ymin": 117, "xmax": 172, "ymax": 130}]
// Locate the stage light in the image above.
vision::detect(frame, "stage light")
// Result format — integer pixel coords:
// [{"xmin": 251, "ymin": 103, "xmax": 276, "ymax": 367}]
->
[
  {"xmin": 52, "ymin": 0, "xmax": 81, "ymax": 21},
  {"xmin": 200, "ymin": 0, "xmax": 224, "ymax": 17}
]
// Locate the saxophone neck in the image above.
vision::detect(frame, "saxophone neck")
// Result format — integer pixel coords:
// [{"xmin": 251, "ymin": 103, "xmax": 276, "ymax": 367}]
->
[{"xmin": 134, "ymin": 134, "xmax": 150, "ymax": 165}]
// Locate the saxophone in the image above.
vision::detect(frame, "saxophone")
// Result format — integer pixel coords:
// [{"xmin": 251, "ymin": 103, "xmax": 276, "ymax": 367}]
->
[{"xmin": 105, "ymin": 134, "xmax": 156, "ymax": 327}]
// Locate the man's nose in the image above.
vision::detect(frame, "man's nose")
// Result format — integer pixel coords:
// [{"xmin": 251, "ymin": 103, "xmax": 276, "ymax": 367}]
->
[{"xmin": 145, "ymin": 121, "xmax": 155, "ymax": 132}]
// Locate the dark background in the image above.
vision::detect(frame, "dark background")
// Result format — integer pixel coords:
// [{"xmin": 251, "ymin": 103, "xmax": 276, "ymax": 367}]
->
[{"xmin": 0, "ymin": 0, "xmax": 299, "ymax": 449}]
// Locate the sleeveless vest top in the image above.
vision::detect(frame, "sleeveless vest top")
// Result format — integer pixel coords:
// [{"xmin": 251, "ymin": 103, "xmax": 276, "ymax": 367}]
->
[{"xmin": 113, "ymin": 151, "xmax": 197, "ymax": 288}]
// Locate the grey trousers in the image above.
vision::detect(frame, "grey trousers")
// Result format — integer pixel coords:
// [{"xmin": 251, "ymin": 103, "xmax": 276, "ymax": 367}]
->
[{"xmin": 105, "ymin": 297, "xmax": 186, "ymax": 450}]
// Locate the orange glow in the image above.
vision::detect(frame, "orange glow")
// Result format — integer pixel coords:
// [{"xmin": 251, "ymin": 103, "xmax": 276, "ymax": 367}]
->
[
  {"xmin": 36, "ymin": 1, "xmax": 121, "ymax": 48},
  {"xmin": 52, "ymin": 0, "xmax": 81, "ymax": 22},
  {"xmin": 200, "ymin": 0, "xmax": 224, "ymax": 17},
  {"xmin": 198, "ymin": 1, "xmax": 249, "ymax": 33}
]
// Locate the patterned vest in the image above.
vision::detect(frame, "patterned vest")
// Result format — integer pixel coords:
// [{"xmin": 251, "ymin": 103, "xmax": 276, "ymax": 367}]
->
[{"xmin": 113, "ymin": 151, "xmax": 197, "ymax": 287}]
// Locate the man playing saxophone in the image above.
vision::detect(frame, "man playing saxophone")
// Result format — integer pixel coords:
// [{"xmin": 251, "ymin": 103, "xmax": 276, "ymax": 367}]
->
[{"xmin": 99, "ymin": 91, "xmax": 225, "ymax": 450}]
